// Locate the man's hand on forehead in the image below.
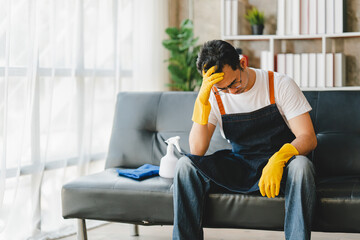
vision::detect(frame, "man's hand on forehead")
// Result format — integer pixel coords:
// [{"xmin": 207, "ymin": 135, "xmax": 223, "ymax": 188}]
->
[
  {"xmin": 203, "ymin": 63, "xmax": 221, "ymax": 75},
  {"xmin": 192, "ymin": 65, "xmax": 224, "ymax": 125}
]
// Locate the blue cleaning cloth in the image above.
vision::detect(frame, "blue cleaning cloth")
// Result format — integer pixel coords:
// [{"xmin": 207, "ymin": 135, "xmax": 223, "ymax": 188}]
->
[{"xmin": 116, "ymin": 164, "xmax": 160, "ymax": 180}]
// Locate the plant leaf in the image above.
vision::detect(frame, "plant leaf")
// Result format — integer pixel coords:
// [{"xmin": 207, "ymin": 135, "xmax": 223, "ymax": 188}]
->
[
  {"xmin": 162, "ymin": 19, "xmax": 202, "ymax": 91},
  {"xmin": 165, "ymin": 27, "xmax": 179, "ymax": 38}
]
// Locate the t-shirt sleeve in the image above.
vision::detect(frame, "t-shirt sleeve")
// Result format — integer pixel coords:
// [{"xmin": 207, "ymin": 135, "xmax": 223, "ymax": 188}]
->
[
  {"xmin": 208, "ymin": 110, "xmax": 218, "ymax": 126},
  {"xmin": 208, "ymin": 92, "xmax": 219, "ymax": 126},
  {"xmin": 276, "ymin": 75, "xmax": 312, "ymax": 120}
]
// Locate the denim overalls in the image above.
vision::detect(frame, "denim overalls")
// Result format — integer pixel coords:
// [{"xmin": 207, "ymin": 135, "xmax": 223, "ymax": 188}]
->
[{"xmin": 187, "ymin": 71, "xmax": 295, "ymax": 193}]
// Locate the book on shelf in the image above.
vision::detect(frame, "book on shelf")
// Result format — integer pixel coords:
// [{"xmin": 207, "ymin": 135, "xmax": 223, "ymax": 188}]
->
[
  {"xmin": 263, "ymin": 51, "xmax": 346, "ymax": 88},
  {"xmin": 309, "ymin": 0, "xmax": 317, "ymax": 35},
  {"xmin": 316, "ymin": 53, "xmax": 325, "ymax": 87},
  {"xmin": 277, "ymin": 0, "xmax": 286, "ymax": 35},
  {"xmin": 268, "ymin": 51, "xmax": 274, "ymax": 71},
  {"xmin": 225, "ymin": 0, "xmax": 232, "ymax": 36},
  {"xmin": 334, "ymin": 0, "xmax": 345, "ymax": 33},
  {"xmin": 277, "ymin": 53, "xmax": 286, "ymax": 75},
  {"xmin": 293, "ymin": 54, "xmax": 301, "ymax": 87},
  {"xmin": 231, "ymin": 0, "xmax": 238, "ymax": 35},
  {"xmin": 260, "ymin": 51, "xmax": 274, "ymax": 71},
  {"xmin": 300, "ymin": 0, "xmax": 309, "ymax": 34},
  {"xmin": 326, "ymin": 53, "xmax": 334, "ymax": 87},
  {"xmin": 261, "ymin": 51, "xmax": 269, "ymax": 70},
  {"xmin": 292, "ymin": 0, "xmax": 300, "ymax": 35},
  {"xmin": 317, "ymin": 0, "xmax": 326, "ymax": 34},
  {"xmin": 277, "ymin": 0, "xmax": 344, "ymax": 35},
  {"xmin": 308, "ymin": 53, "xmax": 317, "ymax": 88},
  {"xmin": 326, "ymin": 0, "xmax": 335, "ymax": 34},
  {"xmin": 334, "ymin": 53, "xmax": 346, "ymax": 87},
  {"xmin": 300, "ymin": 53, "xmax": 309, "ymax": 88},
  {"xmin": 285, "ymin": 0, "xmax": 293, "ymax": 35},
  {"xmin": 273, "ymin": 53, "xmax": 277, "ymax": 72},
  {"xmin": 285, "ymin": 53, "xmax": 294, "ymax": 78}
]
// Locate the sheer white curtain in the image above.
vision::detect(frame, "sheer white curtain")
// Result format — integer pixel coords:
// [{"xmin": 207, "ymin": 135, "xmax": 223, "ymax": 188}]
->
[
  {"xmin": 132, "ymin": 0, "xmax": 169, "ymax": 91},
  {"xmin": 0, "ymin": 0, "xmax": 169, "ymax": 239}
]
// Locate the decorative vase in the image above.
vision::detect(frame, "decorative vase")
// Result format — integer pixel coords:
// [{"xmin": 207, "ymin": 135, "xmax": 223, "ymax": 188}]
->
[{"xmin": 251, "ymin": 24, "xmax": 264, "ymax": 35}]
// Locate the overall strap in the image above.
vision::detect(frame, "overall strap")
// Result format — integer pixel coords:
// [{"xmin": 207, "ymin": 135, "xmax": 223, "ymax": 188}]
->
[
  {"xmin": 268, "ymin": 71, "xmax": 275, "ymax": 104},
  {"xmin": 212, "ymin": 86, "xmax": 226, "ymax": 115}
]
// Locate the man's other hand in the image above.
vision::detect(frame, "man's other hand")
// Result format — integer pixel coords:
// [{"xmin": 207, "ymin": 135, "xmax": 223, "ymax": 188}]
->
[{"xmin": 258, "ymin": 143, "xmax": 299, "ymax": 198}]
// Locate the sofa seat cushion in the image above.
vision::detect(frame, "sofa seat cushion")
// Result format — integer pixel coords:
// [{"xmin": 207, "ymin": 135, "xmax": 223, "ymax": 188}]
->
[
  {"xmin": 62, "ymin": 168, "xmax": 288, "ymax": 229},
  {"xmin": 314, "ymin": 176, "xmax": 360, "ymax": 232},
  {"xmin": 62, "ymin": 169, "xmax": 360, "ymax": 232},
  {"xmin": 204, "ymin": 193, "xmax": 286, "ymax": 229},
  {"xmin": 62, "ymin": 169, "xmax": 174, "ymax": 224}
]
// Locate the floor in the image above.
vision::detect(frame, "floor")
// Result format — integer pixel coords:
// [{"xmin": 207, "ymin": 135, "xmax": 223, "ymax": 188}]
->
[{"xmin": 58, "ymin": 222, "xmax": 360, "ymax": 240}]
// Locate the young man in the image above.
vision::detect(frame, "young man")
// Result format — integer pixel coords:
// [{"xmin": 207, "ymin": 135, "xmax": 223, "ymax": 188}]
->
[{"xmin": 172, "ymin": 40, "xmax": 317, "ymax": 240}]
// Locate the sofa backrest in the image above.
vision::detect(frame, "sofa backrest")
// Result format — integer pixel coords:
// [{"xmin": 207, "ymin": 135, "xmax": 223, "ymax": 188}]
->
[
  {"xmin": 105, "ymin": 92, "xmax": 231, "ymax": 169},
  {"xmin": 106, "ymin": 91, "xmax": 360, "ymax": 178},
  {"xmin": 304, "ymin": 91, "xmax": 360, "ymax": 177}
]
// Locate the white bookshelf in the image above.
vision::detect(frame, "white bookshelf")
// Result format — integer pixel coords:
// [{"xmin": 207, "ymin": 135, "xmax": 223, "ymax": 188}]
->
[
  {"xmin": 223, "ymin": 33, "xmax": 360, "ymax": 41},
  {"xmin": 220, "ymin": 0, "xmax": 360, "ymax": 88}
]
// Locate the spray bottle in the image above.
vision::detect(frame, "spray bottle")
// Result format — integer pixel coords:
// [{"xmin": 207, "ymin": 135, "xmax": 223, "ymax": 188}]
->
[{"xmin": 159, "ymin": 136, "xmax": 182, "ymax": 178}]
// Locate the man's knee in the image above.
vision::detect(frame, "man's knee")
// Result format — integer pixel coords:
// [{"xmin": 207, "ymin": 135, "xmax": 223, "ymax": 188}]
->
[
  {"xmin": 175, "ymin": 156, "xmax": 197, "ymax": 177},
  {"xmin": 287, "ymin": 155, "xmax": 315, "ymax": 179}
]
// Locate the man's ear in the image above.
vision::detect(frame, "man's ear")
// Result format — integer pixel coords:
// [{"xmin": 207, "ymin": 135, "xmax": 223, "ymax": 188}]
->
[{"xmin": 239, "ymin": 57, "xmax": 247, "ymax": 69}]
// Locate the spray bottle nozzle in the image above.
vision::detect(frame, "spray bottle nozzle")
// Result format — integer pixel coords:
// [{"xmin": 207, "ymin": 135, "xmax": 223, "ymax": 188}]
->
[{"xmin": 165, "ymin": 136, "xmax": 182, "ymax": 153}]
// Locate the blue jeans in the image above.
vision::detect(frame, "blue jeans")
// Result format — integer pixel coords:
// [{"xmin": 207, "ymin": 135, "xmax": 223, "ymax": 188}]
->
[{"xmin": 172, "ymin": 155, "xmax": 316, "ymax": 240}]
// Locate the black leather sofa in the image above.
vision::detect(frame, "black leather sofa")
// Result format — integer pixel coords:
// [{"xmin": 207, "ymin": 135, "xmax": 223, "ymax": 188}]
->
[{"xmin": 62, "ymin": 90, "xmax": 360, "ymax": 238}]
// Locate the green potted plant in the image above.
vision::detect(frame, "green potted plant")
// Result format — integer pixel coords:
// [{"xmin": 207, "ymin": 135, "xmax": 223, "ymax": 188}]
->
[
  {"xmin": 245, "ymin": 7, "xmax": 265, "ymax": 35},
  {"xmin": 162, "ymin": 19, "xmax": 202, "ymax": 91}
]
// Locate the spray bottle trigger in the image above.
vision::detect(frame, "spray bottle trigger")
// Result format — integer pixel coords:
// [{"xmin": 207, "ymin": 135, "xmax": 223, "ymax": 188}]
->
[{"xmin": 165, "ymin": 136, "xmax": 182, "ymax": 153}]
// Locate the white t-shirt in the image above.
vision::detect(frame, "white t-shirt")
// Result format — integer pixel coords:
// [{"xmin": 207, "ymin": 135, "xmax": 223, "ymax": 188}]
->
[{"xmin": 208, "ymin": 68, "xmax": 312, "ymax": 138}]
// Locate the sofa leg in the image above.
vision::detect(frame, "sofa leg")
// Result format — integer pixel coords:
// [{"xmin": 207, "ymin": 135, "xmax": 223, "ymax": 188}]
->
[
  {"xmin": 130, "ymin": 224, "xmax": 139, "ymax": 236},
  {"xmin": 77, "ymin": 219, "xmax": 88, "ymax": 240}
]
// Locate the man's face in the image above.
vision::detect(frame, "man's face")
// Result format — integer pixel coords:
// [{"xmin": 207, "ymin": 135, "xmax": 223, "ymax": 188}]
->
[{"xmin": 214, "ymin": 65, "xmax": 246, "ymax": 94}]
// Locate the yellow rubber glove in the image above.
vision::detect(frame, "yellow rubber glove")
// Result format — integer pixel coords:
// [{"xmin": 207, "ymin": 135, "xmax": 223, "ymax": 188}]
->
[
  {"xmin": 258, "ymin": 143, "xmax": 299, "ymax": 198},
  {"xmin": 192, "ymin": 66, "xmax": 224, "ymax": 125}
]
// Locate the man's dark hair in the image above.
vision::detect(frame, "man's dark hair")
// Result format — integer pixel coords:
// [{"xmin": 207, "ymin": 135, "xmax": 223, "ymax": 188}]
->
[{"xmin": 196, "ymin": 40, "xmax": 242, "ymax": 74}]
